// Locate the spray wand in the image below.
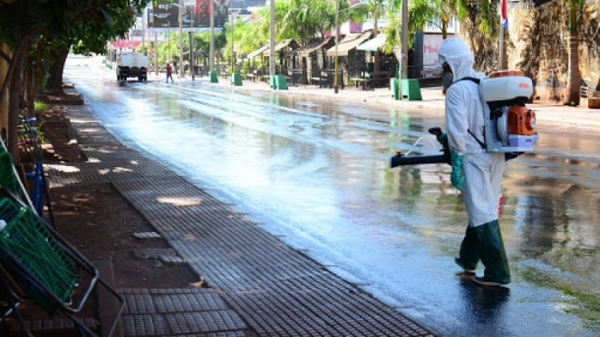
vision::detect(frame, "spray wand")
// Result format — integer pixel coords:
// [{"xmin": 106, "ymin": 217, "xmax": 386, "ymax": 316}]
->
[{"xmin": 390, "ymin": 127, "xmax": 451, "ymax": 168}]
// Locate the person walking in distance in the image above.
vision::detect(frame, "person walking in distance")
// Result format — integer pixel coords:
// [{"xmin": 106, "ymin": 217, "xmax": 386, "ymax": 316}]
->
[
  {"xmin": 437, "ymin": 37, "xmax": 511, "ymax": 287},
  {"xmin": 166, "ymin": 62, "xmax": 174, "ymax": 83}
]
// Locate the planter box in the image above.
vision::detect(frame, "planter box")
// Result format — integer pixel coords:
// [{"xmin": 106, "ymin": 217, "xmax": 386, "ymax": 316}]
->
[{"xmin": 587, "ymin": 98, "xmax": 600, "ymax": 109}]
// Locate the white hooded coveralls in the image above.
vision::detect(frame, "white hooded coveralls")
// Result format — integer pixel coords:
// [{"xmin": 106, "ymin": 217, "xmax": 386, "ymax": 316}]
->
[{"xmin": 439, "ymin": 38, "xmax": 505, "ymax": 227}]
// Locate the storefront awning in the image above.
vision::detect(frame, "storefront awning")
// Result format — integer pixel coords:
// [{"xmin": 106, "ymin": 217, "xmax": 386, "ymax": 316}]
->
[
  {"xmin": 247, "ymin": 45, "xmax": 269, "ymax": 59},
  {"xmin": 326, "ymin": 31, "xmax": 372, "ymax": 57},
  {"xmin": 356, "ymin": 34, "xmax": 387, "ymax": 52},
  {"xmin": 263, "ymin": 39, "xmax": 299, "ymax": 57},
  {"xmin": 294, "ymin": 38, "xmax": 333, "ymax": 57}
]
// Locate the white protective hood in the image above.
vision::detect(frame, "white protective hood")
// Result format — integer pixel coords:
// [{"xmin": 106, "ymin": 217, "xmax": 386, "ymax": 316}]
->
[{"xmin": 437, "ymin": 37, "xmax": 478, "ymax": 82}]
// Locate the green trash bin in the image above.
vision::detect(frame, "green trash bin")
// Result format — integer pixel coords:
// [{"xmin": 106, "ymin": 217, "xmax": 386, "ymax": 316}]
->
[
  {"xmin": 401, "ymin": 79, "xmax": 422, "ymax": 100},
  {"xmin": 276, "ymin": 74, "xmax": 288, "ymax": 90},
  {"xmin": 231, "ymin": 73, "xmax": 243, "ymax": 86},
  {"xmin": 209, "ymin": 71, "xmax": 219, "ymax": 83},
  {"xmin": 270, "ymin": 74, "xmax": 277, "ymax": 89},
  {"xmin": 390, "ymin": 78, "xmax": 399, "ymax": 100}
]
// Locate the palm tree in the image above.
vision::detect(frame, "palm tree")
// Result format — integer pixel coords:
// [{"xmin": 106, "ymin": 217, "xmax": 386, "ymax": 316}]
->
[
  {"xmin": 408, "ymin": 0, "xmax": 458, "ymax": 39},
  {"xmin": 515, "ymin": 0, "xmax": 597, "ymax": 105},
  {"xmin": 579, "ymin": 0, "xmax": 600, "ymax": 91},
  {"xmin": 254, "ymin": 0, "xmax": 338, "ymax": 44},
  {"xmin": 564, "ymin": 0, "xmax": 585, "ymax": 105},
  {"xmin": 453, "ymin": 1, "xmax": 501, "ymax": 72},
  {"xmin": 348, "ymin": 0, "xmax": 386, "ymax": 72},
  {"xmin": 382, "ymin": 0, "xmax": 460, "ymax": 77}
]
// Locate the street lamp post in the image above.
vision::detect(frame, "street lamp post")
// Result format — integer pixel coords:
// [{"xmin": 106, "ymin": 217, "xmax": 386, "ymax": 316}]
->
[
  {"xmin": 400, "ymin": 0, "xmax": 408, "ymax": 79},
  {"xmin": 155, "ymin": 31, "xmax": 159, "ymax": 75},
  {"xmin": 334, "ymin": 0, "xmax": 340, "ymax": 94},
  {"xmin": 230, "ymin": 10, "xmax": 235, "ymax": 74},
  {"xmin": 229, "ymin": 8, "xmax": 242, "ymax": 86},
  {"xmin": 209, "ymin": 0, "xmax": 217, "ymax": 82},
  {"xmin": 333, "ymin": 1, "xmax": 365, "ymax": 94},
  {"xmin": 181, "ymin": 12, "xmax": 195, "ymax": 81}
]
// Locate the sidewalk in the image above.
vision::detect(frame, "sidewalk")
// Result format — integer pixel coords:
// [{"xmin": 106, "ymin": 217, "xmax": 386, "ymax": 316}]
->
[
  {"xmin": 51, "ymin": 102, "xmax": 438, "ymax": 336},
  {"xmin": 159, "ymin": 71, "xmax": 600, "ymax": 132}
]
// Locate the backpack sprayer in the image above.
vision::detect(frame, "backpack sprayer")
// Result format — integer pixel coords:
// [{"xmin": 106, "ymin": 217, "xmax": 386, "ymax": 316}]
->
[{"xmin": 390, "ymin": 70, "xmax": 539, "ymax": 168}]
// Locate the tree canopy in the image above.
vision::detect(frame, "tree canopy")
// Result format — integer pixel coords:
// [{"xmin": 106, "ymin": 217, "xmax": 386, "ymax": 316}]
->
[{"xmin": 0, "ymin": 0, "xmax": 151, "ymax": 156}]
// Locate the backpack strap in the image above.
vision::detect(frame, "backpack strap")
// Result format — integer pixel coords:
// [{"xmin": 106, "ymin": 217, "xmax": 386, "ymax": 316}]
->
[
  {"xmin": 468, "ymin": 129, "xmax": 486, "ymax": 150},
  {"xmin": 455, "ymin": 77, "xmax": 480, "ymax": 85},
  {"xmin": 454, "ymin": 77, "xmax": 486, "ymax": 150}
]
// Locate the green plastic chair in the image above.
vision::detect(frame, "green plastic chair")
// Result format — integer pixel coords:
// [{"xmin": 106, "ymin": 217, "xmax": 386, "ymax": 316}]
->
[{"xmin": 0, "ymin": 188, "xmax": 124, "ymax": 336}]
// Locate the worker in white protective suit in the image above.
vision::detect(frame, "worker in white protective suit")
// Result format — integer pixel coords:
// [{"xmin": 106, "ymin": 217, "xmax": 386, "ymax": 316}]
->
[{"xmin": 438, "ymin": 37, "xmax": 511, "ymax": 287}]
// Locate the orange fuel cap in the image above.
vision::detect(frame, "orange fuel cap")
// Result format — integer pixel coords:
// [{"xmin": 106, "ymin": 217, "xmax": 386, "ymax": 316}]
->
[{"xmin": 490, "ymin": 70, "xmax": 525, "ymax": 78}]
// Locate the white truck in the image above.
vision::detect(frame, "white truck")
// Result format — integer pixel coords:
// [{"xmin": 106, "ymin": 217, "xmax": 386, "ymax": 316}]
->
[{"xmin": 116, "ymin": 52, "xmax": 148, "ymax": 82}]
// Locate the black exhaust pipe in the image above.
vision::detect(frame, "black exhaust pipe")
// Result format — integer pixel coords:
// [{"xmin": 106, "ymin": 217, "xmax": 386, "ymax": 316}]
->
[
  {"xmin": 389, "ymin": 127, "xmax": 451, "ymax": 168},
  {"xmin": 390, "ymin": 152, "xmax": 449, "ymax": 168}
]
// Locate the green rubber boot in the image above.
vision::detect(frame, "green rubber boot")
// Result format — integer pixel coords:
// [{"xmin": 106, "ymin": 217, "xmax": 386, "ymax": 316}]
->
[
  {"xmin": 455, "ymin": 225, "xmax": 479, "ymax": 274},
  {"xmin": 474, "ymin": 220, "xmax": 511, "ymax": 286}
]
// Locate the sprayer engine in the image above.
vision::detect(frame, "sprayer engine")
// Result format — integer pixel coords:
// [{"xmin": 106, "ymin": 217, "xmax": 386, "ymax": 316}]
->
[
  {"xmin": 481, "ymin": 70, "xmax": 539, "ymax": 153},
  {"xmin": 389, "ymin": 70, "xmax": 539, "ymax": 169}
]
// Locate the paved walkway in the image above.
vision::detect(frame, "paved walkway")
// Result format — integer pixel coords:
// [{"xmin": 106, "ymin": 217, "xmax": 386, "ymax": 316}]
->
[{"xmin": 49, "ymin": 103, "xmax": 436, "ymax": 336}]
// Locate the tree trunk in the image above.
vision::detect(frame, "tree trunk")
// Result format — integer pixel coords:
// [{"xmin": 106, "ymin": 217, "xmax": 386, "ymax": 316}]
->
[
  {"xmin": 442, "ymin": 21, "xmax": 447, "ymax": 39},
  {"xmin": 373, "ymin": 17, "xmax": 380, "ymax": 74},
  {"xmin": 45, "ymin": 46, "xmax": 70, "ymax": 96},
  {"xmin": 1, "ymin": 44, "xmax": 10, "ymax": 133},
  {"xmin": 564, "ymin": 1, "xmax": 581, "ymax": 106},
  {"xmin": 25, "ymin": 65, "xmax": 36, "ymax": 115},
  {"xmin": 565, "ymin": 34, "xmax": 581, "ymax": 105},
  {"xmin": 3, "ymin": 32, "xmax": 31, "ymax": 159},
  {"xmin": 8, "ymin": 57, "xmax": 23, "ymax": 159}
]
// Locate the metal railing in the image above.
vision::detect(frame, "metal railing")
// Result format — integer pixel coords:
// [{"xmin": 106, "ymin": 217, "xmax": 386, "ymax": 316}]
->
[{"xmin": 580, "ymin": 86, "xmax": 600, "ymax": 99}]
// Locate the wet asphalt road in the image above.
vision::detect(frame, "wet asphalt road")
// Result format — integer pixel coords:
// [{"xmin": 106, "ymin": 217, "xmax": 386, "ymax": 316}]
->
[{"xmin": 64, "ymin": 57, "xmax": 599, "ymax": 336}]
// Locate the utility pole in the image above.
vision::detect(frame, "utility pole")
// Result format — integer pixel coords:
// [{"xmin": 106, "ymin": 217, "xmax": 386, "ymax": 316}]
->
[
  {"xmin": 209, "ymin": 0, "xmax": 218, "ymax": 82},
  {"xmin": 269, "ymin": 0, "xmax": 275, "ymax": 85},
  {"xmin": 155, "ymin": 31, "xmax": 158, "ymax": 75},
  {"xmin": 210, "ymin": 0, "xmax": 215, "ymax": 74},
  {"xmin": 499, "ymin": 20, "xmax": 504, "ymax": 70},
  {"xmin": 142, "ymin": 8, "xmax": 146, "ymax": 55},
  {"xmin": 190, "ymin": 31, "xmax": 194, "ymax": 80},
  {"xmin": 400, "ymin": 0, "xmax": 408, "ymax": 79},
  {"xmin": 498, "ymin": 1, "xmax": 507, "ymax": 70},
  {"xmin": 179, "ymin": 0, "xmax": 184, "ymax": 77},
  {"xmin": 230, "ymin": 11, "xmax": 234, "ymax": 74}
]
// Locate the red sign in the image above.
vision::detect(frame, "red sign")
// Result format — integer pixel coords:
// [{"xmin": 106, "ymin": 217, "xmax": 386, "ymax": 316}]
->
[{"xmin": 111, "ymin": 40, "xmax": 141, "ymax": 49}]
